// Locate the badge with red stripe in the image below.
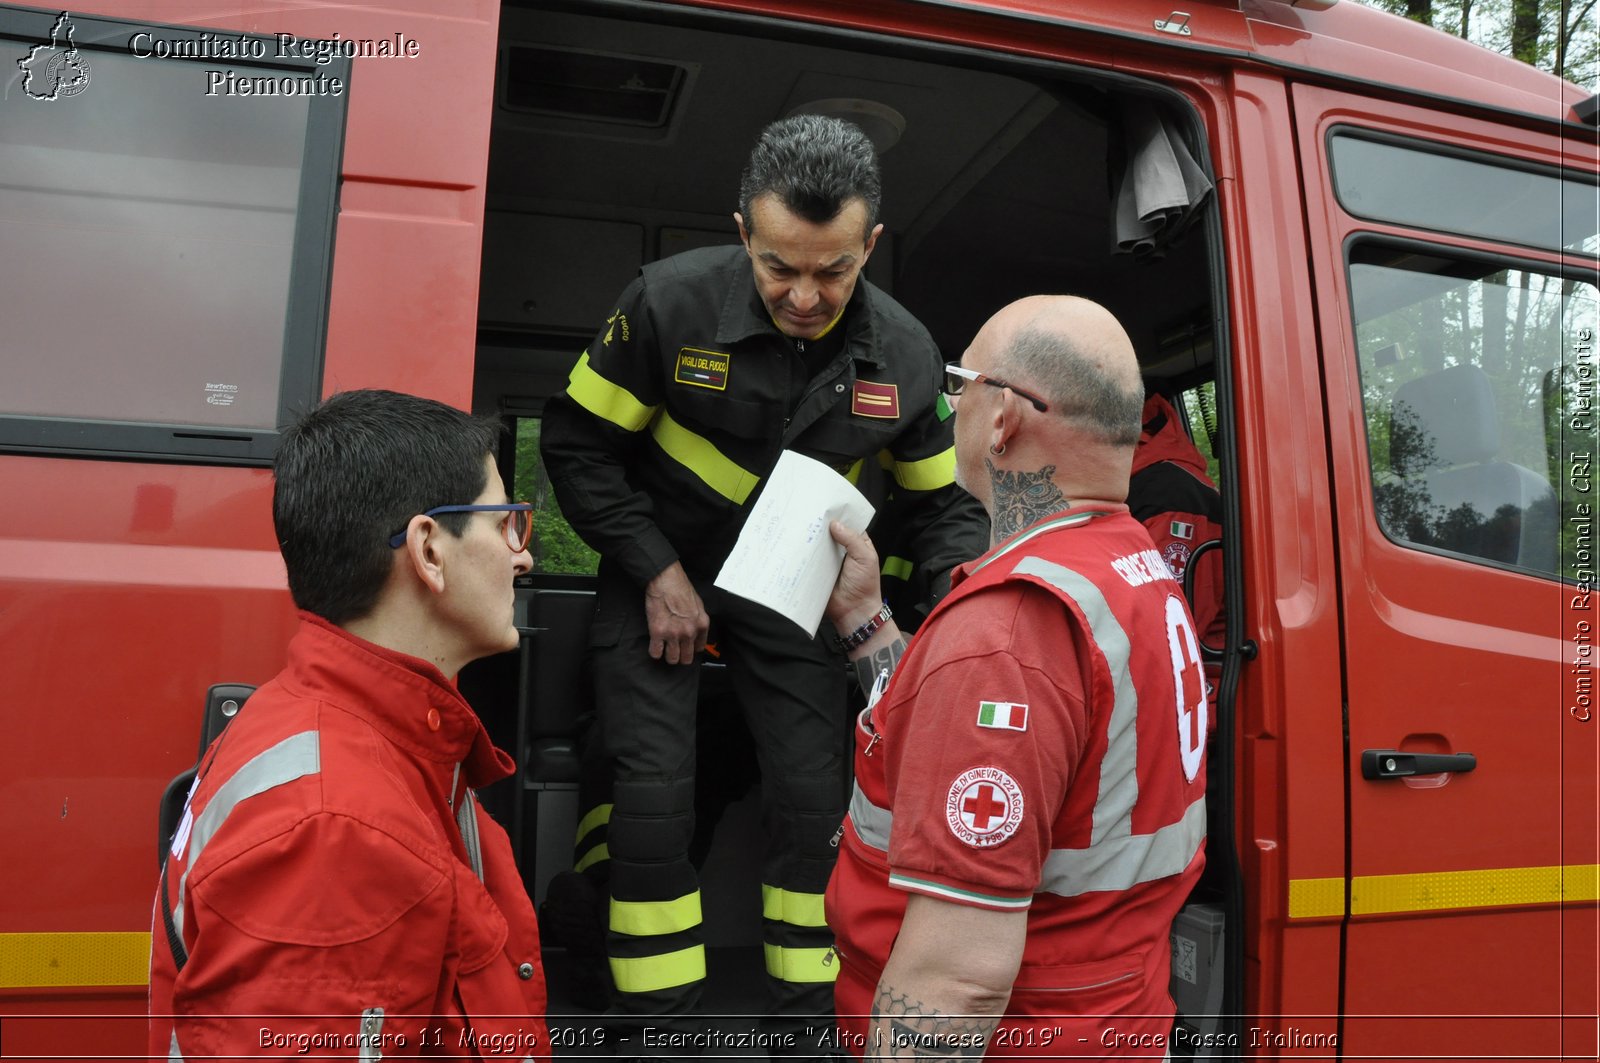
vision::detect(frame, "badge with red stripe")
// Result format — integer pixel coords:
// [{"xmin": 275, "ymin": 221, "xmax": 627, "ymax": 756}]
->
[{"xmin": 852, "ymin": 380, "xmax": 899, "ymax": 419}]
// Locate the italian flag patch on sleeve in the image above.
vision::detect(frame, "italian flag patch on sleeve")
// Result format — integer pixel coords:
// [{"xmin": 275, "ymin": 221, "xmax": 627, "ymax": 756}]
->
[{"xmin": 977, "ymin": 701, "xmax": 1028, "ymax": 731}]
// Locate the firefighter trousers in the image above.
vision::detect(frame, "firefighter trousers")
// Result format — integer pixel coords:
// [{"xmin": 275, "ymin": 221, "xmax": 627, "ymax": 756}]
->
[{"xmin": 587, "ymin": 565, "xmax": 848, "ymax": 1031}]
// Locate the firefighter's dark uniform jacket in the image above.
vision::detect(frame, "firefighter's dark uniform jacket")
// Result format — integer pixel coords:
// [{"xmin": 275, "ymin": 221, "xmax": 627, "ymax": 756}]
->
[
  {"xmin": 539, "ymin": 244, "xmax": 987, "ymax": 1027},
  {"xmin": 540, "ymin": 244, "xmax": 986, "ymax": 588}
]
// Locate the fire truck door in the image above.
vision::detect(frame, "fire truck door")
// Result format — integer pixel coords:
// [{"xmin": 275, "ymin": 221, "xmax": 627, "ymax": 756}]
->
[{"xmin": 1295, "ymin": 83, "xmax": 1599, "ymax": 1061}]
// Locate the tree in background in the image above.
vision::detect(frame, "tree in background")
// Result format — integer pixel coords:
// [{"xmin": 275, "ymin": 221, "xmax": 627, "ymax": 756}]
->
[{"xmin": 1355, "ymin": 0, "xmax": 1597, "ymax": 88}]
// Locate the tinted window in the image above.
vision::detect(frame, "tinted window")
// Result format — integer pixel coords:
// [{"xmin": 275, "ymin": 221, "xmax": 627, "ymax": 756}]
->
[
  {"xmin": 1331, "ymin": 132, "xmax": 1599, "ymax": 257},
  {"xmin": 1350, "ymin": 244, "xmax": 1597, "ymax": 578},
  {"xmin": 0, "ymin": 9, "xmax": 347, "ymax": 463}
]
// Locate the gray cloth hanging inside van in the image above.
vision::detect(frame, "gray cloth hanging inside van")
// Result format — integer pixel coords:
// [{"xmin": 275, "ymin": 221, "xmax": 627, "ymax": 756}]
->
[{"xmin": 1111, "ymin": 98, "xmax": 1213, "ymax": 257}]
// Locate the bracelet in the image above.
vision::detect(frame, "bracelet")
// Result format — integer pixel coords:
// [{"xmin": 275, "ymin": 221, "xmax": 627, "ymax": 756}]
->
[{"xmin": 834, "ymin": 602, "xmax": 893, "ymax": 652}]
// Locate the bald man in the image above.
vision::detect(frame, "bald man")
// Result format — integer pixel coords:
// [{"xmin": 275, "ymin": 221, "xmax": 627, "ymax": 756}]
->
[{"xmin": 820, "ymin": 296, "xmax": 1209, "ymax": 1059}]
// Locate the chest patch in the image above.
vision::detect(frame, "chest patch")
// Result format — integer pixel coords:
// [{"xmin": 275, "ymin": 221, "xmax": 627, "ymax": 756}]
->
[
  {"xmin": 675, "ymin": 347, "xmax": 730, "ymax": 390},
  {"xmin": 946, "ymin": 766, "xmax": 1025, "ymax": 848},
  {"xmin": 852, "ymin": 380, "xmax": 899, "ymax": 419}
]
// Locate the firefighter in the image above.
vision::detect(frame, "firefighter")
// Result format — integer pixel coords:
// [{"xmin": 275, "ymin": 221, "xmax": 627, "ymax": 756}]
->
[
  {"xmin": 149, "ymin": 390, "xmax": 548, "ymax": 1059},
  {"xmin": 538, "ymin": 115, "xmax": 987, "ymax": 1047},
  {"xmin": 822, "ymin": 295, "xmax": 1208, "ymax": 1056}
]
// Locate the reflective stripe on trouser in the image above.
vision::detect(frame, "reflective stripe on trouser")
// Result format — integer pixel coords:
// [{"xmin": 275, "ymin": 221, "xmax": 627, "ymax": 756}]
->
[
  {"xmin": 573, "ymin": 801, "xmax": 611, "ymax": 873},
  {"xmin": 762, "ymin": 884, "xmax": 837, "ymax": 988},
  {"xmin": 591, "ymin": 566, "xmax": 846, "ymax": 1021}
]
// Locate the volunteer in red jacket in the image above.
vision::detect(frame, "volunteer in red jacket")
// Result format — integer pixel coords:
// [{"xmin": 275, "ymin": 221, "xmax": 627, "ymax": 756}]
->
[
  {"xmin": 1130, "ymin": 392, "xmax": 1225, "ymax": 654},
  {"xmin": 821, "ymin": 296, "xmax": 1208, "ymax": 1058},
  {"xmin": 149, "ymin": 390, "xmax": 549, "ymax": 1060}
]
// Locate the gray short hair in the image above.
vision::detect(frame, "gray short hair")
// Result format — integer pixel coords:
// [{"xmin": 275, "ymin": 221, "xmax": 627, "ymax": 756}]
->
[
  {"xmin": 738, "ymin": 115, "xmax": 881, "ymax": 236},
  {"xmin": 1000, "ymin": 327, "xmax": 1143, "ymax": 446}
]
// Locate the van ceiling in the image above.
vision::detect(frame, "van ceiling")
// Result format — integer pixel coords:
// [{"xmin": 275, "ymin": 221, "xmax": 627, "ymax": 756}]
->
[{"xmin": 484, "ymin": 3, "xmax": 1214, "ymax": 379}]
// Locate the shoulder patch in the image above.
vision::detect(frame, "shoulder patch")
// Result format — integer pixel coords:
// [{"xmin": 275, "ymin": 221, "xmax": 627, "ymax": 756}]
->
[
  {"xmin": 675, "ymin": 347, "xmax": 729, "ymax": 390},
  {"xmin": 976, "ymin": 700, "xmax": 1028, "ymax": 732},
  {"xmin": 946, "ymin": 766, "xmax": 1024, "ymax": 848},
  {"xmin": 1162, "ymin": 540, "xmax": 1192, "ymax": 579}
]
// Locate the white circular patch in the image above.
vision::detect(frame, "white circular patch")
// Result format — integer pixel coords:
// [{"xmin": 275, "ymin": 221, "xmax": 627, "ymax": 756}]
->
[
  {"xmin": 1162, "ymin": 540, "xmax": 1192, "ymax": 580},
  {"xmin": 945, "ymin": 766, "xmax": 1025, "ymax": 848}
]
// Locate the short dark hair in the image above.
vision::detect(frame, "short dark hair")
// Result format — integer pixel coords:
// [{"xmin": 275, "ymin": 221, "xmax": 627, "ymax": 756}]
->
[
  {"xmin": 738, "ymin": 114, "xmax": 881, "ymax": 236},
  {"xmin": 1001, "ymin": 327, "xmax": 1144, "ymax": 447},
  {"xmin": 273, "ymin": 389, "xmax": 502, "ymax": 624}
]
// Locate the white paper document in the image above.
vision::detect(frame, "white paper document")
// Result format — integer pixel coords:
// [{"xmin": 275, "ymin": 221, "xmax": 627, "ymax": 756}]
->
[{"xmin": 714, "ymin": 450, "xmax": 876, "ymax": 636}]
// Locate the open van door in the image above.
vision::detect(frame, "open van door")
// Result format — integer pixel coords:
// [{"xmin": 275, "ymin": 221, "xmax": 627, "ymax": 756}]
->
[{"xmin": 1296, "ymin": 84, "xmax": 1599, "ymax": 1060}]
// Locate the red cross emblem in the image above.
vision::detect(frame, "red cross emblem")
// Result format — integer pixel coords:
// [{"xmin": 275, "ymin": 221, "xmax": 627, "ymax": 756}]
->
[
  {"xmin": 962, "ymin": 784, "xmax": 1007, "ymax": 831},
  {"xmin": 946, "ymin": 767, "xmax": 1024, "ymax": 847}
]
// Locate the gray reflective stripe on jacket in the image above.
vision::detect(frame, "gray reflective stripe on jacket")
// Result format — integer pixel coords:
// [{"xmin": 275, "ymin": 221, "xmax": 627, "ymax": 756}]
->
[
  {"xmin": 1010, "ymin": 555, "xmax": 1138, "ymax": 847},
  {"xmin": 845, "ymin": 549, "xmax": 1204, "ymax": 897},
  {"xmin": 173, "ymin": 730, "xmax": 321, "ymax": 940}
]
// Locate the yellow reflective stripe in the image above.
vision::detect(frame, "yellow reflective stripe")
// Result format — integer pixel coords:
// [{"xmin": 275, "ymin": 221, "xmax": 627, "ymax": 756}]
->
[
  {"xmin": 0, "ymin": 932, "xmax": 150, "ymax": 988},
  {"xmin": 1289, "ymin": 863, "xmax": 1600, "ymax": 919},
  {"xmin": 760, "ymin": 884, "xmax": 828, "ymax": 928},
  {"xmin": 575, "ymin": 803, "xmax": 612, "ymax": 845},
  {"xmin": 610, "ymin": 946, "xmax": 706, "ymax": 994},
  {"xmin": 650, "ymin": 412, "xmax": 761, "ymax": 503},
  {"xmin": 1288, "ymin": 877, "xmax": 1344, "ymax": 919},
  {"xmin": 567, "ymin": 352, "xmax": 657, "ymax": 432},
  {"xmin": 573, "ymin": 842, "xmax": 609, "ymax": 874},
  {"xmin": 881, "ymin": 555, "xmax": 913, "ymax": 581},
  {"xmin": 763, "ymin": 943, "xmax": 839, "ymax": 984},
  {"xmin": 842, "ymin": 458, "xmax": 864, "ymax": 484},
  {"xmin": 892, "ymin": 447, "xmax": 957, "ymax": 491},
  {"xmin": 611, "ymin": 891, "xmax": 703, "ymax": 937}
]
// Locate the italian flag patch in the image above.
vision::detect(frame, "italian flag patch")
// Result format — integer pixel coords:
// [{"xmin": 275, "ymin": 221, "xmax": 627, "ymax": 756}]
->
[{"xmin": 977, "ymin": 701, "xmax": 1028, "ymax": 732}]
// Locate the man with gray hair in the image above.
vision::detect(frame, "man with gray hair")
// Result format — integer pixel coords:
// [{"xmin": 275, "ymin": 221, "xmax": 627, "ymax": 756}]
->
[
  {"xmin": 540, "ymin": 115, "xmax": 987, "ymax": 1046},
  {"xmin": 822, "ymin": 295, "xmax": 1209, "ymax": 1058}
]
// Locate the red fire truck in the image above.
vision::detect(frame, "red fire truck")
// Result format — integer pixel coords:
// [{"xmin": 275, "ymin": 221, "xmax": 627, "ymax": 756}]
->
[{"xmin": 1, "ymin": 0, "xmax": 1595, "ymax": 1058}]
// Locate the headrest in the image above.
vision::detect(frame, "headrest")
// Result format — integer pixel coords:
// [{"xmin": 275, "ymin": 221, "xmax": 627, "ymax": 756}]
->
[{"xmin": 1390, "ymin": 364, "xmax": 1500, "ymax": 474}]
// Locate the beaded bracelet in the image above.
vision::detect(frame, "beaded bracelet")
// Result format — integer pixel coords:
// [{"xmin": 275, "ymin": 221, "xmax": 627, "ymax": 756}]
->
[{"xmin": 833, "ymin": 602, "xmax": 893, "ymax": 653}]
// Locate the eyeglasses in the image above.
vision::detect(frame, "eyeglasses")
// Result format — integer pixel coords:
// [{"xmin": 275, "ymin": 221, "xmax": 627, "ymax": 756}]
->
[
  {"xmin": 388, "ymin": 502, "xmax": 534, "ymax": 551},
  {"xmin": 943, "ymin": 362, "xmax": 1050, "ymax": 414}
]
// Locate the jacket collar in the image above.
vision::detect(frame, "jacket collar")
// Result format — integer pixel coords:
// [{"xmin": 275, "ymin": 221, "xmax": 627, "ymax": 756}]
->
[
  {"xmin": 283, "ymin": 612, "xmax": 515, "ymax": 788},
  {"xmin": 1132, "ymin": 394, "xmax": 1212, "ymax": 480},
  {"xmin": 714, "ymin": 259, "xmax": 887, "ymax": 370}
]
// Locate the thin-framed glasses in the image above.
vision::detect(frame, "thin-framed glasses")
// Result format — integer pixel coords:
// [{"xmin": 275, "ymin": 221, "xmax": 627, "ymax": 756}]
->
[
  {"xmin": 942, "ymin": 362, "xmax": 1050, "ymax": 413},
  {"xmin": 388, "ymin": 502, "xmax": 534, "ymax": 551}
]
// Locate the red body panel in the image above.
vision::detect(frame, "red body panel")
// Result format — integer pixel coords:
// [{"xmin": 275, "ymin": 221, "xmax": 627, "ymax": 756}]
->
[
  {"xmin": 0, "ymin": 1, "xmax": 500, "ymax": 1056},
  {"xmin": 2, "ymin": 0, "xmax": 1594, "ymax": 1058}
]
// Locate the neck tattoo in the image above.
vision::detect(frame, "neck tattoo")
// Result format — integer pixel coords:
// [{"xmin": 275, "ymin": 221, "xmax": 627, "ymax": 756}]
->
[{"xmin": 987, "ymin": 460, "xmax": 1068, "ymax": 540}]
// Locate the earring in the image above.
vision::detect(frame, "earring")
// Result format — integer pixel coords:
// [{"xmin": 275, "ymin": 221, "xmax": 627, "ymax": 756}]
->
[{"xmin": 990, "ymin": 443, "xmax": 1006, "ymax": 456}]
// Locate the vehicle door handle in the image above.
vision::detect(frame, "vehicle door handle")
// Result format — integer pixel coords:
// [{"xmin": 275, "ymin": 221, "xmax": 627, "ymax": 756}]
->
[{"xmin": 1361, "ymin": 749, "xmax": 1477, "ymax": 780}]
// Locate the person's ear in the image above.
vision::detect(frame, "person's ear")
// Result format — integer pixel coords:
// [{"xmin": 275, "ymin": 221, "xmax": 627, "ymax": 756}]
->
[
  {"xmin": 400, "ymin": 516, "xmax": 447, "ymax": 595},
  {"xmin": 992, "ymin": 388, "xmax": 1024, "ymax": 455},
  {"xmin": 734, "ymin": 212, "xmax": 751, "ymax": 253},
  {"xmin": 860, "ymin": 222, "xmax": 884, "ymax": 264}
]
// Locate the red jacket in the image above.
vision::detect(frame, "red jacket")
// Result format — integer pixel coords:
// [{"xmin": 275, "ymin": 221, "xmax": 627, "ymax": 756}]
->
[
  {"xmin": 149, "ymin": 614, "xmax": 548, "ymax": 1060},
  {"xmin": 1130, "ymin": 394, "xmax": 1225, "ymax": 651},
  {"xmin": 827, "ymin": 507, "xmax": 1208, "ymax": 1057}
]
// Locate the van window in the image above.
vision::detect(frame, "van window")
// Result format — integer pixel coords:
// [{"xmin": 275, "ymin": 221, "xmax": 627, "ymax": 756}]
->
[
  {"xmin": 0, "ymin": 9, "xmax": 346, "ymax": 463},
  {"xmin": 513, "ymin": 417, "xmax": 601, "ymax": 575},
  {"xmin": 1350, "ymin": 244, "xmax": 1596, "ymax": 577},
  {"xmin": 1330, "ymin": 132, "xmax": 1599, "ymax": 257},
  {"xmin": 1177, "ymin": 381, "xmax": 1222, "ymax": 485}
]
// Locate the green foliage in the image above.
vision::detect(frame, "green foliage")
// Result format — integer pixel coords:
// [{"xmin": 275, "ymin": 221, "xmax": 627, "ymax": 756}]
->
[
  {"xmin": 1349, "ymin": 0, "xmax": 1598, "ymax": 88},
  {"xmin": 513, "ymin": 419, "xmax": 600, "ymax": 575}
]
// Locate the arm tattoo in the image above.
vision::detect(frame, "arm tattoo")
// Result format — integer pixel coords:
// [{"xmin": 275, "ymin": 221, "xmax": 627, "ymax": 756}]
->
[
  {"xmin": 870, "ymin": 985, "xmax": 997, "ymax": 1060},
  {"xmin": 987, "ymin": 460, "xmax": 1067, "ymax": 540},
  {"xmin": 851, "ymin": 636, "xmax": 907, "ymax": 697}
]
